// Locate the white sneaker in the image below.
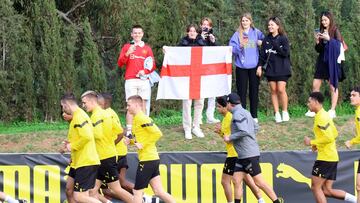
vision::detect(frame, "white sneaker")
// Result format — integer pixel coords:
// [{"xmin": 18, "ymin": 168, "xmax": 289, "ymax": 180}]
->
[
  {"xmin": 275, "ymin": 112, "xmax": 282, "ymax": 123},
  {"xmin": 305, "ymin": 110, "xmax": 315, "ymax": 117},
  {"xmin": 206, "ymin": 117, "xmax": 220, "ymax": 124},
  {"xmin": 282, "ymin": 111, "xmax": 290, "ymax": 122},
  {"xmin": 192, "ymin": 127, "xmax": 204, "ymax": 138},
  {"xmin": 328, "ymin": 109, "xmax": 336, "ymax": 118},
  {"xmin": 184, "ymin": 130, "xmax": 192, "ymax": 139},
  {"xmin": 253, "ymin": 118, "xmax": 258, "ymax": 123}
]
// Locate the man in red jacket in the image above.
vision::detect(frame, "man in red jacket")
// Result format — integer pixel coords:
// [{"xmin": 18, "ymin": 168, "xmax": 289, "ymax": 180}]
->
[{"xmin": 118, "ymin": 25, "xmax": 156, "ymax": 137}]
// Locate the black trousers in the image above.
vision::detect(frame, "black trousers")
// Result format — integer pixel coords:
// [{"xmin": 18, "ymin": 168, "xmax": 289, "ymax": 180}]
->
[{"xmin": 235, "ymin": 67, "xmax": 260, "ymax": 118}]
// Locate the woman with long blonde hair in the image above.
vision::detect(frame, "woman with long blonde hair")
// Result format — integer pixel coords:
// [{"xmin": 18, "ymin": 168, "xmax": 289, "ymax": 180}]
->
[{"xmin": 229, "ymin": 13, "xmax": 264, "ymax": 123}]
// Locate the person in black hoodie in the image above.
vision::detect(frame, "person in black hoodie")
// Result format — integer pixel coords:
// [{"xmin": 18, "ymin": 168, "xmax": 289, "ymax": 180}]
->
[
  {"xmin": 178, "ymin": 24, "xmax": 206, "ymax": 140},
  {"xmin": 258, "ymin": 17, "xmax": 291, "ymax": 123}
]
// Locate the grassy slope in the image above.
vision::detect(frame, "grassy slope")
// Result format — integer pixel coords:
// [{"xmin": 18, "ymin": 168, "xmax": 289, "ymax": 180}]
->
[{"xmin": 0, "ymin": 115, "xmax": 358, "ymax": 153}]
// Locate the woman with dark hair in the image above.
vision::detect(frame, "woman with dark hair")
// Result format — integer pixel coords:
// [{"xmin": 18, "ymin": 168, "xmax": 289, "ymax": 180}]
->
[
  {"xmin": 258, "ymin": 17, "xmax": 291, "ymax": 123},
  {"xmin": 178, "ymin": 24, "xmax": 206, "ymax": 139},
  {"xmin": 229, "ymin": 13, "xmax": 265, "ymax": 123},
  {"xmin": 305, "ymin": 11, "xmax": 344, "ymax": 118}
]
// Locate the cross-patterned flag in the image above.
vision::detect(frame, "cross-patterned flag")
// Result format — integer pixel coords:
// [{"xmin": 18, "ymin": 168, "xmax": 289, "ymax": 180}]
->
[{"xmin": 157, "ymin": 46, "xmax": 232, "ymax": 100}]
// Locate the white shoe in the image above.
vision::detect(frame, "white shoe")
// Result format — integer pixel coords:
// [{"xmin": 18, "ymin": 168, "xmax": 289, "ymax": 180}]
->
[
  {"xmin": 328, "ymin": 109, "xmax": 336, "ymax": 118},
  {"xmin": 184, "ymin": 130, "xmax": 192, "ymax": 139},
  {"xmin": 207, "ymin": 117, "xmax": 220, "ymax": 124},
  {"xmin": 192, "ymin": 127, "xmax": 204, "ymax": 138},
  {"xmin": 253, "ymin": 118, "xmax": 258, "ymax": 123},
  {"xmin": 282, "ymin": 111, "xmax": 290, "ymax": 122},
  {"xmin": 275, "ymin": 112, "xmax": 282, "ymax": 123},
  {"xmin": 305, "ymin": 110, "xmax": 315, "ymax": 117}
]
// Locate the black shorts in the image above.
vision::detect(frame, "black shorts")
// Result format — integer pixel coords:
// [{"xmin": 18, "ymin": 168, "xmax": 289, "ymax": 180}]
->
[
  {"xmin": 223, "ymin": 157, "xmax": 237, "ymax": 175},
  {"xmin": 68, "ymin": 167, "xmax": 76, "ymax": 179},
  {"xmin": 358, "ymin": 159, "xmax": 360, "ymax": 174},
  {"xmin": 134, "ymin": 160, "xmax": 160, "ymax": 190},
  {"xmin": 117, "ymin": 155, "xmax": 129, "ymax": 171},
  {"xmin": 97, "ymin": 156, "xmax": 119, "ymax": 184},
  {"xmin": 234, "ymin": 156, "xmax": 262, "ymax": 177},
  {"xmin": 312, "ymin": 160, "xmax": 337, "ymax": 180},
  {"xmin": 74, "ymin": 165, "xmax": 99, "ymax": 192},
  {"xmin": 266, "ymin": 75, "xmax": 290, "ymax": 82}
]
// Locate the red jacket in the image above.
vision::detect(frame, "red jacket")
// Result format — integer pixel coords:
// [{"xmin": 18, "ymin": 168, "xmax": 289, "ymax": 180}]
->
[{"xmin": 117, "ymin": 43, "xmax": 156, "ymax": 80}]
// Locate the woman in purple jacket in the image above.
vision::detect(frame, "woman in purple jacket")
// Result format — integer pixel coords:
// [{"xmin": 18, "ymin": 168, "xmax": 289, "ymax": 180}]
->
[{"xmin": 229, "ymin": 13, "xmax": 264, "ymax": 123}]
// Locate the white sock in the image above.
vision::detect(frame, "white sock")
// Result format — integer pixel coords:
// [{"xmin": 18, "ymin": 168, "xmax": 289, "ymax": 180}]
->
[
  {"xmin": 106, "ymin": 201, "xmax": 112, "ymax": 203},
  {"xmin": 344, "ymin": 192, "xmax": 357, "ymax": 203},
  {"xmin": 4, "ymin": 196, "xmax": 19, "ymax": 203},
  {"xmin": 126, "ymin": 125, "xmax": 132, "ymax": 136},
  {"xmin": 258, "ymin": 198, "xmax": 265, "ymax": 203},
  {"xmin": 227, "ymin": 202, "xmax": 234, "ymax": 203}
]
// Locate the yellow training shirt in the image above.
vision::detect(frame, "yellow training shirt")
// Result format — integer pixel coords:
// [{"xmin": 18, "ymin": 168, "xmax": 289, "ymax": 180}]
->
[
  {"xmin": 310, "ymin": 108, "xmax": 339, "ymax": 162},
  {"xmin": 221, "ymin": 112, "xmax": 238, "ymax": 158},
  {"xmin": 67, "ymin": 107, "xmax": 100, "ymax": 169},
  {"xmin": 350, "ymin": 106, "xmax": 360, "ymax": 145},
  {"xmin": 106, "ymin": 108, "xmax": 128, "ymax": 156},
  {"xmin": 91, "ymin": 106, "xmax": 117, "ymax": 160},
  {"xmin": 132, "ymin": 111, "xmax": 162, "ymax": 161}
]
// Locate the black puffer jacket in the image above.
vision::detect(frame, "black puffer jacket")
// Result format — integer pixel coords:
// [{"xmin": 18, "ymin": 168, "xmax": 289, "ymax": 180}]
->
[
  {"xmin": 178, "ymin": 35, "xmax": 206, "ymax": 46},
  {"xmin": 258, "ymin": 34, "xmax": 291, "ymax": 77}
]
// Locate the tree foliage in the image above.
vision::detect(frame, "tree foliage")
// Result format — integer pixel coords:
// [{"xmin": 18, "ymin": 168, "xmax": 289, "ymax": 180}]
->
[{"xmin": 0, "ymin": 0, "xmax": 359, "ymax": 122}]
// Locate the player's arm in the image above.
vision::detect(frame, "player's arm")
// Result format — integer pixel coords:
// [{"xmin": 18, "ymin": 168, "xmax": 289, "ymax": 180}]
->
[
  {"xmin": 310, "ymin": 122, "xmax": 335, "ymax": 145},
  {"xmin": 229, "ymin": 115, "xmax": 249, "ymax": 141},
  {"xmin": 72, "ymin": 120, "xmax": 93, "ymax": 151}
]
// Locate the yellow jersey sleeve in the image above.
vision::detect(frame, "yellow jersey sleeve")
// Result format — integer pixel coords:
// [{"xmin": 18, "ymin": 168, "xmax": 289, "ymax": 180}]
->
[
  {"xmin": 350, "ymin": 107, "xmax": 360, "ymax": 145},
  {"xmin": 91, "ymin": 107, "xmax": 118, "ymax": 160},
  {"xmin": 132, "ymin": 112, "xmax": 161, "ymax": 161},
  {"xmin": 221, "ymin": 112, "xmax": 238, "ymax": 158},
  {"xmin": 68, "ymin": 108, "xmax": 100, "ymax": 168},
  {"xmin": 311, "ymin": 109, "xmax": 339, "ymax": 162},
  {"xmin": 106, "ymin": 108, "xmax": 128, "ymax": 156}
]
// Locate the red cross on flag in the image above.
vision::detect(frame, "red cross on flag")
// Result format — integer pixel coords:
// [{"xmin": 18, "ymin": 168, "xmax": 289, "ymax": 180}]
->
[{"xmin": 157, "ymin": 46, "xmax": 232, "ymax": 100}]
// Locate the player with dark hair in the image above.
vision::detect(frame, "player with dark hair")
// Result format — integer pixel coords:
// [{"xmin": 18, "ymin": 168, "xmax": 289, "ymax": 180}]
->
[
  {"xmin": 304, "ymin": 92, "xmax": 356, "ymax": 203},
  {"xmin": 60, "ymin": 93, "xmax": 101, "ymax": 203}
]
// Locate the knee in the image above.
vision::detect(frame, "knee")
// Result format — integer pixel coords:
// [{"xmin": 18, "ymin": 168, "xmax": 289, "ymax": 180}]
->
[
  {"xmin": 152, "ymin": 187, "xmax": 164, "ymax": 197},
  {"xmin": 221, "ymin": 178, "xmax": 229, "ymax": 187},
  {"xmin": 65, "ymin": 186, "xmax": 73, "ymax": 198},
  {"xmin": 356, "ymin": 183, "xmax": 360, "ymax": 193},
  {"xmin": 322, "ymin": 187, "xmax": 332, "ymax": 197}
]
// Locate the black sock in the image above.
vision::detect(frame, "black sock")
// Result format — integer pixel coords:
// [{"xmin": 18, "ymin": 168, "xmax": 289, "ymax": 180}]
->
[
  {"xmin": 273, "ymin": 199, "xmax": 280, "ymax": 203},
  {"xmin": 235, "ymin": 199, "xmax": 241, "ymax": 203}
]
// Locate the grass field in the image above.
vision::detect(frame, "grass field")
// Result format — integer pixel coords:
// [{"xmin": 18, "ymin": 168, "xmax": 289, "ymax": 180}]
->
[{"xmin": 0, "ymin": 105, "xmax": 358, "ymax": 153}]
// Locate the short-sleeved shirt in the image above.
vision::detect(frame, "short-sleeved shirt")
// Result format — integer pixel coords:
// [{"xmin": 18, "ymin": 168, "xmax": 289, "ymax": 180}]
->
[
  {"xmin": 91, "ymin": 106, "xmax": 117, "ymax": 160},
  {"xmin": 132, "ymin": 112, "xmax": 162, "ymax": 161},
  {"xmin": 310, "ymin": 108, "xmax": 339, "ymax": 162},
  {"xmin": 67, "ymin": 107, "xmax": 100, "ymax": 168},
  {"xmin": 350, "ymin": 106, "xmax": 360, "ymax": 145},
  {"xmin": 221, "ymin": 112, "xmax": 238, "ymax": 158}
]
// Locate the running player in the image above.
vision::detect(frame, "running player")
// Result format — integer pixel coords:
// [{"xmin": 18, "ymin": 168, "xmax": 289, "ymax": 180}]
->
[
  {"xmin": 223, "ymin": 93, "xmax": 283, "ymax": 203},
  {"xmin": 125, "ymin": 95, "xmax": 175, "ymax": 203},
  {"xmin": 60, "ymin": 93, "xmax": 101, "ymax": 203},
  {"xmin": 345, "ymin": 86, "xmax": 360, "ymax": 203},
  {"xmin": 304, "ymin": 92, "xmax": 356, "ymax": 203},
  {"xmin": 215, "ymin": 96, "xmax": 264, "ymax": 203},
  {"xmin": 81, "ymin": 91, "xmax": 133, "ymax": 203},
  {"xmin": 97, "ymin": 93, "xmax": 134, "ymax": 193}
]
